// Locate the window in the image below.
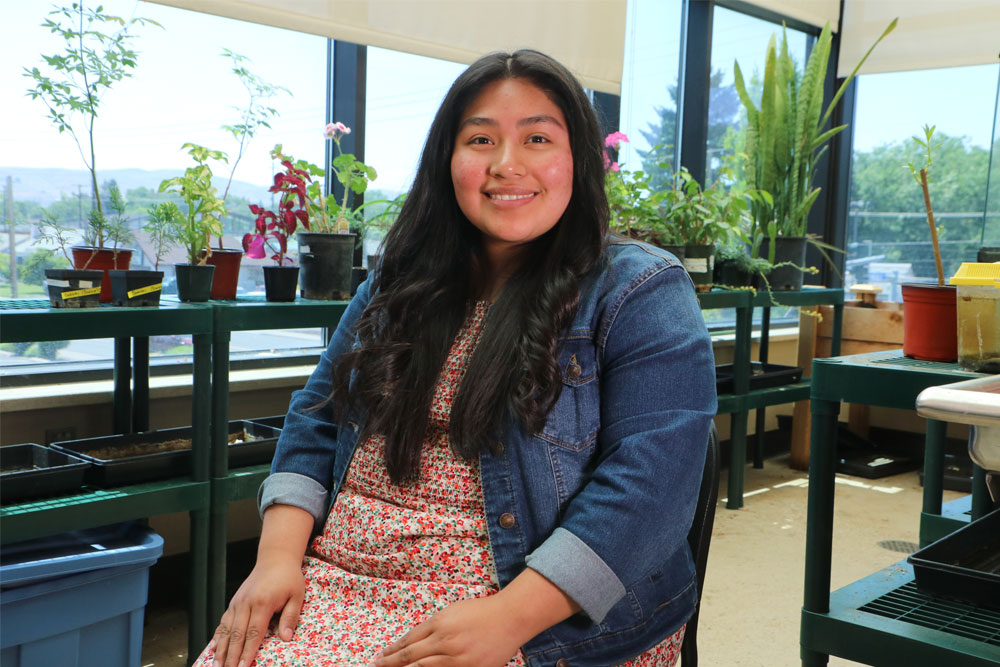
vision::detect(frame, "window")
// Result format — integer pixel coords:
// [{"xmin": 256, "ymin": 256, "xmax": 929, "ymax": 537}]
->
[
  {"xmin": 1, "ymin": 1, "xmax": 327, "ymax": 370},
  {"xmin": 846, "ymin": 64, "xmax": 1000, "ymax": 301}
]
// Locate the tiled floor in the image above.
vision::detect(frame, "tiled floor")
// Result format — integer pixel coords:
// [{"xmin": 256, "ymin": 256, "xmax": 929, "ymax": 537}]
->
[{"xmin": 139, "ymin": 454, "xmax": 964, "ymax": 667}]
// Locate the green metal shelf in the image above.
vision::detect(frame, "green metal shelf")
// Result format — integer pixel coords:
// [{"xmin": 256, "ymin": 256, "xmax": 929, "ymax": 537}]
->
[
  {"xmin": 920, "ymin": 494, "xmax": 973, "ymax": 547},
  {"xmin": 215, "ymin": 464, "xmax": 271, "ymax": 503},
  {"xmin": 212, "ymin": 295, "xmax": 348, "ymax": 332},
  {"xmin": 0, "ymin": 299, "xmax": 212, "ymax": 342},
  {"xmin": 0, "ymin": 479, "xmax": 209, "ymax": 545},
  {"xmin": 801, "ymin": 561, "xmax": 1000, "ymax": 666}
]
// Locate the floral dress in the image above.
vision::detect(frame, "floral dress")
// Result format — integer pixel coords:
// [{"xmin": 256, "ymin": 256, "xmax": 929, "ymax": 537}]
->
[{"xmin": 195, "ymin": 301, "xmax": 684, "ymax": 666}]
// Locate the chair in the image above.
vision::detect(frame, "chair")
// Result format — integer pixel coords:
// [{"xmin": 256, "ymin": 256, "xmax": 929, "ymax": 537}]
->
[{"xmin": 681, "ymin": 424, "xmax": 720, "ymax": 667}]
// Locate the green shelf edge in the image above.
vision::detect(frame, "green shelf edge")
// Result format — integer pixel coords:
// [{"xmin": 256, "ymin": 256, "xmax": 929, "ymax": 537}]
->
[
  {"xmin": 801, "ymin": 562, "xmax": 1000, "ymax": 666},
  {"xmin": 1, "ymin": 300, "xmax": 213, "ymax": 342},
  {"xmin": 0, "ymin": 478, "xmax": 209, "ymax": 545}
]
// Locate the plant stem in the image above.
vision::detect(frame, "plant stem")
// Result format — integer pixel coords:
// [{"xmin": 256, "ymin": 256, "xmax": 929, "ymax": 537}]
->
[{"xmin": 920, "ymin": 168, "xmax": 945, "ymax": 286}]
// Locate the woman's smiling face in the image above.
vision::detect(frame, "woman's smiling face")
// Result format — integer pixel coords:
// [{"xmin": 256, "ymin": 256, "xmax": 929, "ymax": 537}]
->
[{"xmin": 450, "ymin": 78, "xmax": 574, "ymax": 269}]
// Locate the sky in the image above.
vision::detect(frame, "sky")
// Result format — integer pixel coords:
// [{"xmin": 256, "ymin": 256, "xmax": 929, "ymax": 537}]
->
[{"xmin": 3, "ymin": 0, "xmax": 998, "ymax": 199}]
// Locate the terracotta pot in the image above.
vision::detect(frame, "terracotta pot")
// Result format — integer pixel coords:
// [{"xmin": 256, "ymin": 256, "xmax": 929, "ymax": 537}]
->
[
  {"xmin": 901, "ymin": 283, "xmax": 957, "ymax": 362},
  {"xmin": 202, "ymin": 248, "xmax": 243, "ymax": 300},
  {"xmin": 71, "ymin": 246, "xmax": 133, "ymax": 303}
]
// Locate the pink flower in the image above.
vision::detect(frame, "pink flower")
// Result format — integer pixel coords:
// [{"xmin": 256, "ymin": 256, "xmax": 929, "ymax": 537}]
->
[
  {"xmin": 610, "ymin": 162, "xmax": 620, "ymax": 172},
  {"xmin": 243, "ymin": 235, "xmax": 266, "ymax": 259},
  {"xmin": 604, "ymin": 131, "xmax": 629, "ymax": 149},
  {"xmin": 603, "ymin": 152, "xmax": 611, "ymax": 170},
  {"xmin": 323, "ymin": 121, "xmax": 352, "ymax": 139}
]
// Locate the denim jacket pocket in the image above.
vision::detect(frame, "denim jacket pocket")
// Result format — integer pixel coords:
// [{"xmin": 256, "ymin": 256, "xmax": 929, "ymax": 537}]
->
[{"xmin": 537, "ymin": 338, "xmax": 600, "ymax": 452}]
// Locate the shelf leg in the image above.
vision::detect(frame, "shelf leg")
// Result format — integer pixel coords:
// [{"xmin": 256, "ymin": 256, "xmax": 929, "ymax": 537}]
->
[
  {"xmin": 188, "ymin": 507, "xmax": 210, "ymax": 660},
  {"xmin": 971, "ymin": 464, "xmax": 993, "ymax": 520},
  {"xmin": 921, "ymin": 419, "xmax": 946, "ymax": 518},
  {"xmin": 209, "ymin": 329, "xmax": 232, "ymax": 629},
  {"xmin": 753, "ymin": 408, "xmax": 766, "ymax": 469},
  {"xmin": 113, "ymin": 337, "xmax": 131, "ymax": 434},
  {"xmin": 727, "ymin": 411, "xmax": 748, "ymax": 509},
  {"xmin": 133, "ymin": 336, "xmax": 149, "ymax": 432},
  {"xmin": 803, "ymin": 397, "xmax": 839, "ymax": 616}
]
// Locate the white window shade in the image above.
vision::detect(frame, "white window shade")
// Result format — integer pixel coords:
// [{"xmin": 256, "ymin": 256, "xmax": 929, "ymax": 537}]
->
[
  {"xmin": 141, "ymin": 0, "xmax": 627, "ymax": 94},
  {"xmin": 838, "ymin": 0, "xmax": 1000, "ymax": 77},
  {"xmin": 734, "ymin": 0, "xmax": 840, "ymax": 30}
]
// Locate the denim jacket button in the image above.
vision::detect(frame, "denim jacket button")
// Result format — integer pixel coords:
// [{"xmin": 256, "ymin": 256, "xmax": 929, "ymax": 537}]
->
[
  {"xmin": 555, "ymin": 659, "xmax": 570, "ymax": 667},
  {"xmin": 499, "ymin": 513, "xmax": 516, "ymax": 529},
  {"xmin": 567, "ymin": 354, "xmax": 582, "ymax": 379}
]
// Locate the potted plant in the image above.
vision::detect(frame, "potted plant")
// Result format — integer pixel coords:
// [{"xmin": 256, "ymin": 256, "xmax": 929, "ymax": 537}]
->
[
  {"xmin": 901, "ymin": 124, "xmax": 957, "ymax": 362},
  {"xmin": 734, "ymin": 19, "xmax": 896, "ymax": 290},
  {"xmin": 109, "ymin": 201, "xmax": 182, "ymax": 307},
  {"xmin": 603, "ymin": 133, "xmax": 683, "ymax": 258},
  {"xmin": 294, "ymin": 122, "xmax": 378, "ymax": 300},
  {"xmin": 159, "ymin": 144, "xmax": 228, "ymax": 302},
  {"xmin": 24, "ymin": 2, "xmax": 160, "ymax": 301},
  {"xmin": 206, "ymin": 49, "xmax": 291, "ymax": 299},
  {"xmin": 242, "ymin": 155, "xmax": 310, "ymax": 302},
  {"xmin": 36, "ymin": 211, "xmax": 103, "ymax": 308}
]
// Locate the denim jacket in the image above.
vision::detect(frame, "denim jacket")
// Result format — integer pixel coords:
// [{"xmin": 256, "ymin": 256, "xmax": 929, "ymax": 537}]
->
[{"xmin": 259, "ymin": 238, "xmax": 717, "ymax": 666}]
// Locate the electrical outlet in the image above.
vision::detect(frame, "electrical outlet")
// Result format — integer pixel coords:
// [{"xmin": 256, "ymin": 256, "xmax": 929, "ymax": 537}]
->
[{"xmin": 45, "ymin": 427, "xmax": 77, "ymax": 445}]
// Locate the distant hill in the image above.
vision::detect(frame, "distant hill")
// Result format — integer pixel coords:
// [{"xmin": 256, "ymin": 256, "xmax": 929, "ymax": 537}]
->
[{"xmin": 0, "ymin": 166, "xmax": 270, "ymax": 206}]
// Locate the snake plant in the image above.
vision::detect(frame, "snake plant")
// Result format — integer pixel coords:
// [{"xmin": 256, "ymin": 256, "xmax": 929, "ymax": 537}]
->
[{"xmin": 734, "ymin": 19, "xmax": 897, "ymax": 256}]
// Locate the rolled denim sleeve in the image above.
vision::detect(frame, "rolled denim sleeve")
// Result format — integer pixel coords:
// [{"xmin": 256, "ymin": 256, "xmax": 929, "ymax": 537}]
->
[
  {"xmin": 257, "ymin": 277, "xmax": 373, "ymax": 524},
  {"xmin": 526, "ymin": 263, "xmax": 717, "ymax": 622}
]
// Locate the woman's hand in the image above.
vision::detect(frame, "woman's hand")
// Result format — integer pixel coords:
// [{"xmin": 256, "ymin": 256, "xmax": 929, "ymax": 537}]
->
[
  {"xmin": 374, "ymin": 596, "xmax": 525, "ymax": 667},
  {"xmin": 209, "ymin": 552, "xmax": 305, "ymax": 667},
  {"xmin": 208, "ymin": 504, "xmax": 314, "ymax": 667},
  {"xmin": 374, "ymin": 567, "xmax": 580, "ymax": 667}
]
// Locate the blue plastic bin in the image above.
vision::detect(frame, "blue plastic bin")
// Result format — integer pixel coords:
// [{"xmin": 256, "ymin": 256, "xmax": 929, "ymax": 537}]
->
[{"xmin": 0, "ymin": 522, "xmax": 164, "ymax": 667}]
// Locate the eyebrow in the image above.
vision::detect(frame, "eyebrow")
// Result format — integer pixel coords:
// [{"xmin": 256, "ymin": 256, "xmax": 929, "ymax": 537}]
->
[{"xmin": 458, "ymin": 114, "xmax": 565, "ymax": 132}]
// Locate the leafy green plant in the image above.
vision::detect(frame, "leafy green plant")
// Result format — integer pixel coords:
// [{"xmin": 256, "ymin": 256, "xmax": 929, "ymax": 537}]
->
[
  {"xmin": 23, "ymin": 1, "xmax": 160, "ymax": 241},
  {"xmin": 158, "ymin": 144, "xmax": 229, "ymax": 265},
  {"xmin": 144, "ymin": 201, "xmax": 183, "ymax": 270},
  {"xmin": 603, "ymin": 133, "xmax": 678, "ymax": 245},
  {"xmin": 906, "ymin": 124, "xmax": 946, "ymax": 286},
  {"xmin": 662, "ymin": 167, "xmax": 750, "ymax": 247},
  {"xmin": 322, "ymin": 122, "xmax": 378, "ymax": 234},
  {"xmin": 733, "ymin": 19, "xmax": 896, "ymax": 242},
  {"xmin": 216, "ymin": 49, "xmax": 290, "ymax": 247}
]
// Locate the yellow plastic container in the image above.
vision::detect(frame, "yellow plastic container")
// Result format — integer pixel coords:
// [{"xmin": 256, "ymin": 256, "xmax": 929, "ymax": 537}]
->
[{"xmin": 950, "ymin": 263, "xmax": 1000, "ymax": 372}]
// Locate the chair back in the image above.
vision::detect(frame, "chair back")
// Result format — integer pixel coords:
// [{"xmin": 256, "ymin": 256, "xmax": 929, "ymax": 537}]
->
[{"xmin": 680, "ymin": 424, "xmax": 720, "ymax": 667}]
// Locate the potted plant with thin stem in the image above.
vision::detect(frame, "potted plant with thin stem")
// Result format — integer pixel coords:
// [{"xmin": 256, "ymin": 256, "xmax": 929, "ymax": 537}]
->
[
  {"xmin": 36, "ymin": 211, "xmax": 103, "ymax": 308},
  {"xmin": 242, "ymin": 156, "xmax": 310, "ymax": 301},
  {"xmin": 108, "ymin": 201, "xmax": 183, "ymax": 307},
  {"xmin": 734, "ymin": 19, "xmax": 896, "ymax": 290},
  {"xmin": 901, "ymin": 124, "xmax": 957, "ymax": 362},
  {"xmin": 24, "ymin": 2, "xmax": 161, "ymax": 301},
  {"xmin": 295, "ymin": 123, "xmax": 378, "ymax": 300},
  {"xmin": 206, "ymin": 49, "xmax": 291, "ymax": 299},
  {"xmin": 159, "ymin": 144, "xmax": 228, "ymax": 302}
]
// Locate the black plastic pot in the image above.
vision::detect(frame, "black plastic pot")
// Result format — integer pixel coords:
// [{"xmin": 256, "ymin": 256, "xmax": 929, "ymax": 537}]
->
[
  {"xmin": 174, "ymin": 263, "xmax": 215, "ymax": 302},
  {"xmin": 263, "ymin": 265, "xmax": 299, "ymax": 302},
  {"xmin": 758, "ymin": 236, "xmax": 808, "ymax": 291},
  {"xmin": 714, "ymin": 258, "xmax": 755, "ymax": 287},
  {"xmin": 298, "ymin": 232, "xmax": 355, "ymax": 300},
  {"xmin": 0, "ymin": 443, "xmax": 90, "ymax": 503},
  {"xmin": 977, "ymin": 247, "xmax": 1000, "ymax": 263},
  {"xmin": 683, "ymin": 244, "xmax": 715, "ymax": 292},
  {"xmin": 43, "ymin": 269, "xmax": 104, "ymax": 308},
  {"xmin": 660, "ymin": 244, "xmax": 686, "ymax": 263},
  {"xmin": 109, "ymin": 270, "xmax": 164, "ymax": 307}
]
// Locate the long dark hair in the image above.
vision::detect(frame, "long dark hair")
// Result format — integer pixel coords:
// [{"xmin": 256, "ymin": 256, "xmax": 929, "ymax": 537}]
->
[{"xmin": 331, "ymin": 49, "xmax": 609, "ymax": 483}]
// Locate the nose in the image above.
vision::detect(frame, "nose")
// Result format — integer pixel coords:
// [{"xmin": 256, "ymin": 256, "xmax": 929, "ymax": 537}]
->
[{"xmin": 489, "ymin": 142, "xmax": 525, "ymax": 178}]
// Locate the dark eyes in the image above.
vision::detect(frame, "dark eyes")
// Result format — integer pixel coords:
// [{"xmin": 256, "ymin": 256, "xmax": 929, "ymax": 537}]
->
[{"xmin": 465, "ymin": 135, "xmax": 550, "ymax": 145}]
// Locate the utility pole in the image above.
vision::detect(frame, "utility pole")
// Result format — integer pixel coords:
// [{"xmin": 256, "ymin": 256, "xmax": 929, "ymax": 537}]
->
[
  {"xmin": 5, "ymin": 176, "xmax": 17, "ymax": 297},
  {"xmin": 77, "ymin": 184, "xmax": 84, "ymax": 226}
]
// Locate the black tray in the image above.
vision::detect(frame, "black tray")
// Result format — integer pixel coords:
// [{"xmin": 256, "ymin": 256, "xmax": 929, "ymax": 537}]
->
[
  {"xmin": 715, "ymin": 362, "xmax": 803, "ymax": 395},
  {"xmin": 50, "ymin": 420, "xmax": 281, "ymax": 487},
  {"xmin": 1, "ymin": 444, "xmax": 91, "ymax": 503},
  {"xmin": 247, "ymin": 414, "xmax": 285, "ymax": 430},
  {"xmin": 908, "ymin": 507, "xmax": 1000, "ymax": 609}
]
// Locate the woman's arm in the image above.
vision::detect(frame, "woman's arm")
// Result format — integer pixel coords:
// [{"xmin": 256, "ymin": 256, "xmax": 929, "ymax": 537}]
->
[{"xmin": 209, "ymin": 504, "xmax": 314, "ymax": 667}]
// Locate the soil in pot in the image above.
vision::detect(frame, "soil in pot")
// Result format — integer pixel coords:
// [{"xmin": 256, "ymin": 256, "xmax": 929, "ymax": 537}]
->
[
  {"xmin": 758, "ymin": 236, "xmax": 808, "ymax": 291},
  {"xmin": 901, "ymin": 283, "xmax": 957, "ymax": 362},
  {"xmin": 202, "ymin": 248, "xmax": 243, "ymax": 300},
  {"xmin": 109, "ymin": 270, "xmax": 163, "ymax": 307},
  {"xmin": 174, "ymin": 263, "xmax": 215, "ymax": 302},
  {"xmin": 264, "ymin": 265, "xmax": 299, "ymax": 302},
  {"xmin": 71, "ymin": 246, "xmax": 133, "ymax": 303},
  {"xmin": 299, "ymin": 232, "xmax": 355, "ymax": 300},
  {"xmin": 44, "ymin": 269, "xmax": 104, "ymax": 308}
]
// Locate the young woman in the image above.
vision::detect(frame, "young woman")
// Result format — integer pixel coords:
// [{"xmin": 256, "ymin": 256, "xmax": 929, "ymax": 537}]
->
[{"xmin": 200, "ymin": 49, "xmax": 716, "ymax": 667}]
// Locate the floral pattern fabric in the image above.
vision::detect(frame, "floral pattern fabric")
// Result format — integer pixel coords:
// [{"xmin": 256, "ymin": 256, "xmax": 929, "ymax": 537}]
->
[{"xmin": 195, "ymin": 301, "xmax": 683, "ymax": 666}]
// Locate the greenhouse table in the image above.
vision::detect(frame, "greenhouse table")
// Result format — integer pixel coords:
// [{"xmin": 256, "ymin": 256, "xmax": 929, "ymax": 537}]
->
[
  {"xmin": 700, "ymin": 287, "xmax": 844, "ymax": 508},
  {"xmin": 801, "ymin": 349, "xmax": 997, "ymax": 666},
  {"xmin": 0, "ymin": 298, "xmax": 214, "ymax": 659},
  {"xmin": 206, "ymin": 296, "xmax": 348, "ymax": 632}
]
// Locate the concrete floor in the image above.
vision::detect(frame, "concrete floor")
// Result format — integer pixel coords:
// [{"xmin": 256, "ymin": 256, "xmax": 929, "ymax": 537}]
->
[{"xmin": 140, "ymin": 454, "xmax": 961, "ymax": 666}]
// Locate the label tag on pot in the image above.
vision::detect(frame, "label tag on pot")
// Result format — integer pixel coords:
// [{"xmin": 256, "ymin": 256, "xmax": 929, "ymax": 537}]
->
[
  {"xmin": 128, "ymin": 283, "xmax": 162, "ymax": 298},
  {"xmin": 62, "ymin": 286, "xmax": 102, "ymax": 299},
  {"xmin": 45, "ymin": 279, "xmax": 70, "ymax": 288},
  {"xmin": 683, "ymin": 257, "xmax": 709, "ymax": 273}
]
